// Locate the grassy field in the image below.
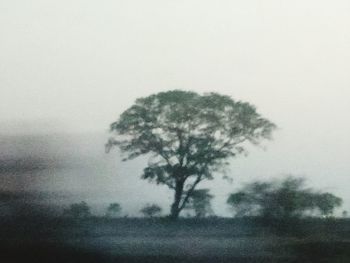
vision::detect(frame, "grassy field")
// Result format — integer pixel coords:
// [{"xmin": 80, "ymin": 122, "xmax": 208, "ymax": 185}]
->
[{"xmin": 1, "ymin": 217, "xmax": 350, "ymax": 262}]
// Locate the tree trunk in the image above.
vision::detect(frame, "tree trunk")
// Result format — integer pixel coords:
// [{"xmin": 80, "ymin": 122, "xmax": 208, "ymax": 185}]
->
[{"xmin": 170, "ymin": 180, "xmax": 184, "ymax": 220}]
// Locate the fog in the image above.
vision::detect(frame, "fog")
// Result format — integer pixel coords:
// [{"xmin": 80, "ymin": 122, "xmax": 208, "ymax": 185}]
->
[{"xmin": 1, "ymin": 0, "xmax": 350, "ymax": 216}]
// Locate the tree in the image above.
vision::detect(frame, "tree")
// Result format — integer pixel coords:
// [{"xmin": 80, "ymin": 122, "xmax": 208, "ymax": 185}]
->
[
  {"xmin": 106, "ymin": 203, "xmax": 122, "ymax": 218},
  {"xmin": 140, "ymin": 204, "xmax": 162, "ymax": 218},
  {"xmin": 63, "ymin": 201, "xmax": 91, "ymax": 219},
  {"xmin": 106, "ymin": 90, "xmax": 276, "ymax": 219},
  {"xmin": 185, "ymin": 189, "xmax": 214, "ymax": 218},
  {"xmin": 227, "ymin": 176, "xmax": 342, "ymax": 219}
]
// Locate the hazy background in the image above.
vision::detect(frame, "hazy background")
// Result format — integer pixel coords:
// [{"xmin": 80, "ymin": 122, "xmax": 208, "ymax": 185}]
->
[{"xmin": 1, "ymin": 0, "xmax": 349, "ymax": 216}]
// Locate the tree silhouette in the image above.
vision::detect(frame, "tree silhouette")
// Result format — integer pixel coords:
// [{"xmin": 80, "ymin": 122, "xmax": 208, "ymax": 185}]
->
[{"xmin": 107, "ymin": 90, "xmax": 276, "ymax": 219}]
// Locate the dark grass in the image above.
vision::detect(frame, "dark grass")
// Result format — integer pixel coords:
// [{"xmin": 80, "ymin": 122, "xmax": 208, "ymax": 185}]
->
[
  {"xmin": 2, "ymin": 241, "xmax": 350, "ymax": 263},
  {"xmin": 1, "ymin": 216, "xmax": 350, "ymax": 263}
]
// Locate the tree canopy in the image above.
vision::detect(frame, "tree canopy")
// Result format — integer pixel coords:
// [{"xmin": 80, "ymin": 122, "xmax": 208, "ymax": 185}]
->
[{"xmin": 107, "ymin": 90, "xmax": 276, "ymax": 219}]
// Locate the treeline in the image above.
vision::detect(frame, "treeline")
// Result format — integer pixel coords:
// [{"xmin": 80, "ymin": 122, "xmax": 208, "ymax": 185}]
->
[{"xmin": 62, "ymin": 176, "xmax": 346, "ymax": 220}]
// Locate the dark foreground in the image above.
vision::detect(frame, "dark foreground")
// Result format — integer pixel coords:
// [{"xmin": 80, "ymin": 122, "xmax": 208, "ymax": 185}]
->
[{"xmin": 1, "ymin": 217, "xmax": 350, "ymax": 263}]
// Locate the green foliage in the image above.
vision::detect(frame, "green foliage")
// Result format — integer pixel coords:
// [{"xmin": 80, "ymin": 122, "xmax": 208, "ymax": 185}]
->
[
  {"xmin": 227, "ymin": 176, "xmax": 342, "ymax": 219},
  {"xmin": 185, "ymin": 189, "xmax": 214, "ymax": 218},
  {"xmin": 63, "ymin": 201, "xmax": 91, "ymax": 219},
  {"xmin": 107, "ymin": 90, "xmax": 276, "ymax": 218},
  {"xmin": 106, "ymin": 203, "xmax": 122, "ymax": 217},
  {"xmin": 140, "ymin": 204, "xmax": 162, "ymax": 218}
]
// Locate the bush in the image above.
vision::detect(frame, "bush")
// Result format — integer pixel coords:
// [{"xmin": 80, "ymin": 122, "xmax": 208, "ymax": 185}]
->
[
  {"xmin": 140, "ymin": 204, "xmax": 162, "ymax": 218},
  {"xmin": 227, "ymin": 176, "xmax": 342, "ymax": 219}
]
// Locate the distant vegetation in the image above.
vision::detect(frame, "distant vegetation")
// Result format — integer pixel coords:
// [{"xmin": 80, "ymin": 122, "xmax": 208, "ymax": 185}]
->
[
  {"xmin": 106, "ymin": 203, "xmax": 122, "ymax": 218},
  {"xmin": 61, "ymin": 91, "xmax": 344, "ymax": 221},
  {"xmin": 140, "ymin": 204, "xmax": 162, "ymax": 218},
  {"xmin": 227, "ymin": 176, "xmax": 342, "ymax": 219},
  {"xmin": 63, "ymin": 201, "xmax": 91, "ymax": 219},
  {"xmin": 59, "ymin": 178, "xmax": 343, "ymax": 220}
]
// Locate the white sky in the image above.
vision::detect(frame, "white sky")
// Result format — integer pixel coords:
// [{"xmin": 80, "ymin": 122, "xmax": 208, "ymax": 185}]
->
[{"xmin": 1, "ymin": 0, "xmax": 350, "ymax": 215}]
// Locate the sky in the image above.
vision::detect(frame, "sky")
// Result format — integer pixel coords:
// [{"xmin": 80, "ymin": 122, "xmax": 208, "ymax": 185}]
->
[{"xmin": 1, "ymin": 0, "xmax": 350, "ymax": 216}]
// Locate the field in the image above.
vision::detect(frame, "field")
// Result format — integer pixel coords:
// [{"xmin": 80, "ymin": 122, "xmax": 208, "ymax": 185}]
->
[{"xmin": 1, "ymin": 217, "xmax": 350, "ymax": 262}]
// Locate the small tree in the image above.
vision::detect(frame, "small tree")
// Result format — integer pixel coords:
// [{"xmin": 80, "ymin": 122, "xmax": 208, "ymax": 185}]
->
[
  {"xmin": 227, "ymin": 176, "xmax": 342, "ymax": 219},
  {"xmin": 140, "ymin": 204, "xmax": 162, "ymax": 218},
  {"xmin": 106, "ymin": 203, "xmax": 122, "ymax": 218},
  {"xmin": 63, "ymin": 201, "xmax": 91, "ymax": 219},
  {"xmin": 106, "ymin": 90, "xmax": 276, "ymax": 219},
  {"xmin": 185, "ymin": 189, "xmax": 214, "ymax": 218}
]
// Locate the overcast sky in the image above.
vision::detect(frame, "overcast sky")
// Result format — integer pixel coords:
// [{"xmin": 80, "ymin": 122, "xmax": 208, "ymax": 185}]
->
[{"xmin": 1, "ymin": 0, "xmax": 350, "ymax": 216}]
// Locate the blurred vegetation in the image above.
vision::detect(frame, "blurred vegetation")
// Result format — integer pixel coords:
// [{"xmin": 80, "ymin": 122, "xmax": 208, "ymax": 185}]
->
[
  {"xmin": 140, "ymin": 204, "xmax": 162, "ymax": 218},
  {"xmin": 62, "ymin": 201, "xmax": 91, "ymax": 219},
  {"xmin": 184, "ymin": 189, "xmax": 214, "ymax": 218},
  {"xmin": 105, "ymin": 203, "xmax": 122, "ymax": 218},
  {"xmin": 227, "ymin": 176, "xmax": 342, "ymax": 219}
]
